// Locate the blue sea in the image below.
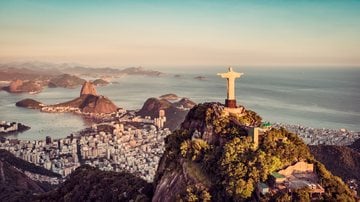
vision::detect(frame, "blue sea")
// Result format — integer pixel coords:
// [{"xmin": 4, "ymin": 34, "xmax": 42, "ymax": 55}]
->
[{"xmin": 1, "ymin": 67, "xmax": 359, "ymax": 140}]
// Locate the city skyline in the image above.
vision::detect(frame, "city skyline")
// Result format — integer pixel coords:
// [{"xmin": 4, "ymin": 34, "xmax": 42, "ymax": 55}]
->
[{"xmin": 1, "ymin": 0, "xmax": 360, "ymax": 67}]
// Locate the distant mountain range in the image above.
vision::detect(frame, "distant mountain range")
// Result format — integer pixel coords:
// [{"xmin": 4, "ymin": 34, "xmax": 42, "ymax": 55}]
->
[{"xmin": 0, "ymin": 61, "xmax": 164, "ymax": 80}]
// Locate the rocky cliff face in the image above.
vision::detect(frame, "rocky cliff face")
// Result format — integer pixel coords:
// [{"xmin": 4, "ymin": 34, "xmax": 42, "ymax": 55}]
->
[
  {"xmin": 51, "ymin": 94, "xmax": 118, "ymax": 114},
  {"xmin": 80, "ymin": 95, "xmax": 118, "ymax": 114},
  {"xmin": 80, "ymin": 81, "xmax": 97, "ymax": 96}
]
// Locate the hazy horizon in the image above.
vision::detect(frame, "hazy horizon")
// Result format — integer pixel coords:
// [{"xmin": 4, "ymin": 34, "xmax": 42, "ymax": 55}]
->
[
  {"xmin": 1, "ymin": 60, "xmax": 360, "ymax": 70},
  {"xmin": 1, "ymin": 0, "xmax": 360, "ymax": 67}
]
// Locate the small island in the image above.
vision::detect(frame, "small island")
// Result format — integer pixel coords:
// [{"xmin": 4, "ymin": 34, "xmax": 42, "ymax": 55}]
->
[
  {"xmin": 194, "ymin": 75, "xmax": 207, "ymax": 81},
  {"xmin": 0, "ymin": 121, "xmax": 30, "ymax": 135},
  {"xmin": 2, "ymin": 79, "xmax": 44, "ymax": 94}
]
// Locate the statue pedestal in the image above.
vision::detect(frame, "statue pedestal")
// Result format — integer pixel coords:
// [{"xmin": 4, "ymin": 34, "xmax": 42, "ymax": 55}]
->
[
  {"xmin": 225, "ymin": 99, "xmax": 237, "ymax": 108},
  {"xmin": 224, "ymin": 107, "xmax": 244, "ymax": 115}
]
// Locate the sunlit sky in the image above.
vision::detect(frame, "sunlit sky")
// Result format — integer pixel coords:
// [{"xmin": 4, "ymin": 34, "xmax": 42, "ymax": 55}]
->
[{"xmin": 0, "ymin": 0, "xmax": 360, "ymax": 67}]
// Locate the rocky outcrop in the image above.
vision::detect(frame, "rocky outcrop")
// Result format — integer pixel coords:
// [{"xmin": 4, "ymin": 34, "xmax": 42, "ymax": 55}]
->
[
  {"xmin": 17, "ymin": 80, "xmax": 42, "ymax": 93},
  {"xmin": 3, "ymin": 79, "xmax": 42, "ymax": 93},
  {"xmin": 48, "ymin": 74, "xmax": 86, "ymax": 88},
  {"xmin": 80, "ymin": 95, "xmax": 118, "ymax": 114},
  {"xmin": 51, "ymin": 94, "xmax": 118, "ymax": 114},
  {"xmin": 16, "ymin": 99, "xmax": 43, "ymax": 109},
  {"xmin": 138, "ymin": 98, "xmax": 172, "ymax": 118},
  {"xmin": 80, "ymin": 81, "xmax": 97, "ymax": 96},
  {"xmin": 137, "ymin": 97, "xmax": 196, "ymax": 130}
]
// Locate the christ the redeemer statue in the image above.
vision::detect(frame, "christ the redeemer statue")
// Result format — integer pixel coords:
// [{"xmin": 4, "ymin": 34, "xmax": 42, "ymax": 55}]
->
[{"xmin": 217, "ymin": 67, "xmax": 244, "ymax": 108}]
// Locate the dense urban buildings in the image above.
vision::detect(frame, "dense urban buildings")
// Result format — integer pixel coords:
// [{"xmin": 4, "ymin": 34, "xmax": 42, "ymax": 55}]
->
[{"xmin": 0, "ymin": 111, "xmax": 170, "ymax": 182}]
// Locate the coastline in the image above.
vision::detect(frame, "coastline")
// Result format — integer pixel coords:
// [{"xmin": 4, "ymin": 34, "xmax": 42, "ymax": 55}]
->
[{"xmin": 272, "ymin": 122, "xmax": 360, "ymax": 146}]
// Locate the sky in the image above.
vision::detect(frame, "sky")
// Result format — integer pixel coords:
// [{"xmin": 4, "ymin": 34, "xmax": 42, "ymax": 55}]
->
[{"xmin": 0, "ymin": 0, "xmax": 360, "ymax": 67}]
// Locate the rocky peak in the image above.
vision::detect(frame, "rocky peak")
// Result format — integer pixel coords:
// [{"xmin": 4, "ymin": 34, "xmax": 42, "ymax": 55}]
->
[
  {"xmin": 137, "ymin": 98, "xmax": 172, "ymax": 118},
  {"xmin": 80, "ymin": 81, "xmax": 97, "ymax": 96},
  {"xmin": 137, "ymin": 97, "xmax": 197, "ymax": 130},
  {"xmin": 173, "ymin": 98, "xmax": 196, "ymax": 109}
]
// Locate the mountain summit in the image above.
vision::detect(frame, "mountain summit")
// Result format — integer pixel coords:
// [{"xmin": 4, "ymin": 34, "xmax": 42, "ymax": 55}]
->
[
  {"xmin": 153, "ymin": 102, "xmax": 355, "ymax": 201},
  {"xmin": 80, "ymin": 81, "xmax": 97, "ymax": 96}
]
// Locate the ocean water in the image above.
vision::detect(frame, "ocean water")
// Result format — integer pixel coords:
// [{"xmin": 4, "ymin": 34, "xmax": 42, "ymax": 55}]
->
[{"xmin": 1, "ymin": 67, "xmax": 359, "ymax": 140}]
